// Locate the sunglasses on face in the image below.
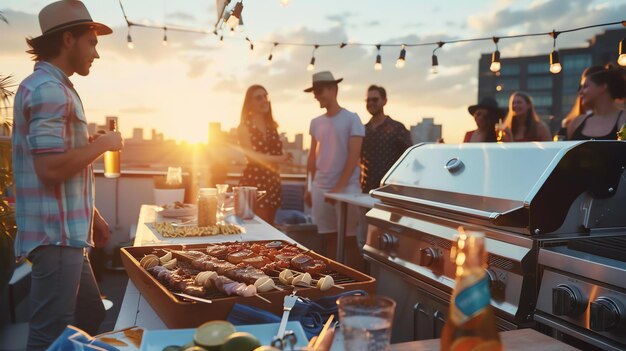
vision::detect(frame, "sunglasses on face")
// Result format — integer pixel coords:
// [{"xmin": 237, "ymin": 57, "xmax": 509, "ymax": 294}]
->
[{"xmin": 365, "ymin": 97, "xmax": 380, "ymax": 103}]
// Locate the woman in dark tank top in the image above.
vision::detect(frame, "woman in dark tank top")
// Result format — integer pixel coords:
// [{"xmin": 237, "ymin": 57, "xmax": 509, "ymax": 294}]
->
[{"xmin": 567, "ymin": 64, "xmax": 626, "ymax": 141}]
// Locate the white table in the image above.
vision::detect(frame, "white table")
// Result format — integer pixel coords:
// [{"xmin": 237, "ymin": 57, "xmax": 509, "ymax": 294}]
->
[
  {"xmin": 114, "ymin": 205, "xmax": 297, "ymax": 330},
  {"xmin": 323, "ymin": 193, "xmax": 379, "ymax": 263}
]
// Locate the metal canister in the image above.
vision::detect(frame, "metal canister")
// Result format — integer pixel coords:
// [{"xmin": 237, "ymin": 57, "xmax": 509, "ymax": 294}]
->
[{"xmin": 232, "ymin": 186, "xmax": 257, "ymax": 219}]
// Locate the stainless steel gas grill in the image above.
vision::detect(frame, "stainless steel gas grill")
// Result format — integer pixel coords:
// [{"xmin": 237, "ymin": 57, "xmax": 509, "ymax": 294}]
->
[{"xmin": 363, "ymin": 141, "xmax": 626, "ymax": 346}]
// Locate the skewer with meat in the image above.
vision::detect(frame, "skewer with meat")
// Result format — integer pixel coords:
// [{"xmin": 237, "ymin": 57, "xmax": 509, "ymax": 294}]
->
[
  {"xmin": 171, "ymin": 249, "xmax": 280, "ymax": 291},
  {"xmin": 148, "ymin": 266, "xmax": 206, "ymax": 297},
  {"xmin": 290, "ymin": 253, "xmax": 328, "ymax": 275}
]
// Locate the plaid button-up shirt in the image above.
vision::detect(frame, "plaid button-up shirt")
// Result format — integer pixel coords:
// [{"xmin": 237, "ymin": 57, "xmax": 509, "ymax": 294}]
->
[{"xmin": 12, "ymin": 61, "xmax": 94, "ymax": 257}]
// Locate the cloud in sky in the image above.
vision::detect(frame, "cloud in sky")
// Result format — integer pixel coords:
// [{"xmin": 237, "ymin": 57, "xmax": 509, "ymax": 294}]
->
[{"xmin": 2, "ymin": 0, "xmax": 626, "ymax": 143}]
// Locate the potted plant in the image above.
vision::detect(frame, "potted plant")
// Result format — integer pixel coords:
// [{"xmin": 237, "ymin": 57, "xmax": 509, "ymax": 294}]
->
[{"xmin": 0, "ymin": 71, "xmax": 17, "ymax": 293}]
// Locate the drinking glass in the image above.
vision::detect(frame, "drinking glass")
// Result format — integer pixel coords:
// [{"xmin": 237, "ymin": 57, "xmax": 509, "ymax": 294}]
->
[{"xmin": 337, "ymin": 295, "xmax": 396, "ymax": 351}]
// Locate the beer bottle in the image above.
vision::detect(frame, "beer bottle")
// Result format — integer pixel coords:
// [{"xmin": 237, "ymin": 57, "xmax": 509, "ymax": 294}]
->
[
  {"xmin": 103, "ymin": 119, "xmax": 121, "ymax": 178},
  {"xmin": 441, "ymin": 229, "xmax": 502, "ymax": 351}
]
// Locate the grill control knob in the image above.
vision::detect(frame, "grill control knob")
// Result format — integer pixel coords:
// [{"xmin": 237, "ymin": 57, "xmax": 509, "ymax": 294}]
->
[
  {"xmin": 486, "ymin": 269, "xmax": 505, "ymax": 301},
  {"xmin": 552, "ymin": 284, "xmax": 585, "ymax": 317},
  {"xmin": 590, "ymin": 297, "xmax": 624, "ymax": 332},
  {"xmin": 379, "ymin": 233, "xmax": 398, "ymax": 251},
  {"xmin": 419, "ymin": 247, "xmax": 439, "ymax": 267}
]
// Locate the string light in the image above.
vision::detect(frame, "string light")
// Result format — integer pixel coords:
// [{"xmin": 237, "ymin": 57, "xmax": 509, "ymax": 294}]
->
[
  {"xmin": 267, "ymin": 42, "xmax": 278, "ymax": 64},
  {"xmin": 226, "ymin": 2, "xmax": 243, "ymax": 30},
  {"xmin": 618, "ymin": 38, "xmax": 626, "ymax": 66},
  {"xmin": 237, "ymin": 16, "xmax": 245, "ymax": 33},
  {"xmin": 279, "ymin": 0, "xmax": 291, "ymax": 6},
  {"xmin": 374, "ymin": 45, "xmax": 382, "ymax": 71},
  {"xmin": 490, "ymin": 37, "xmax": 500, "ymax": 73},
  {"xmin": 432, "ymin": 42, "xmax": 444, "ymax": 74},
  {"xmin": 549, "ymin": 31, "xmax": 562, "ymax": 74},
  {"xmin": 395, "ymin": 44, "xmax": 406, "ymax": 69},
  {"xmin": 115, "ymin": 1, "xmax": 626, "ymax": 74},
  {"xmin": 126, "ymin": 26, "xmax": 134, "ymax": 49},
  {"xmin": 307, "ymin": 45, "xmax": 319, "ymax": 71},
  {"xmin": 162, "ymin": 27, "xmax": 168, "ymax": 46}
]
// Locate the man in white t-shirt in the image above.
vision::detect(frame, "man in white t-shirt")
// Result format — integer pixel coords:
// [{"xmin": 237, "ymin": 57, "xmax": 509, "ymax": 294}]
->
[{"xmin": 303, "ymin": 71, "xmax": 365, "ymax": 252}]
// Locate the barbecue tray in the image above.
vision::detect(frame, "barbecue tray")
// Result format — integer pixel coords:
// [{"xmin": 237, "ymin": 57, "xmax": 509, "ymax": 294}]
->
[{"xmin": 121, "ymin": 241, "xmax": 376, "ymax": 328}]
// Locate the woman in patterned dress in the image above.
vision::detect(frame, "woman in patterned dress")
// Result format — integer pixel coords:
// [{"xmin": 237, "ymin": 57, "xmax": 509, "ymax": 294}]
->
[{"xmin": 238, "ymin": 85, "xmax": 292, "ymax": 225}]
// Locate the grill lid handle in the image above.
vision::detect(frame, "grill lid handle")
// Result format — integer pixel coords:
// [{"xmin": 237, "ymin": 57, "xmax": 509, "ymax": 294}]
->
[{"xmin": 445, "ymin": 157, "xmax": 464, "ymax": 173}]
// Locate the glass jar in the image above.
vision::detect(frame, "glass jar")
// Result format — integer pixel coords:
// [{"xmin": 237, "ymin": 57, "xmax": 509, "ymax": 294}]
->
[{"xmin": 197, "ymin": 188, "xmax": 217, "ymax": 227}]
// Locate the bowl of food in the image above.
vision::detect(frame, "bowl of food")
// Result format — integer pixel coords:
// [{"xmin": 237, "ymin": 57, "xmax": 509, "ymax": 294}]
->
[{"xmin": 159, "ymin": 201, "xmax": 196, "ymax": 218}]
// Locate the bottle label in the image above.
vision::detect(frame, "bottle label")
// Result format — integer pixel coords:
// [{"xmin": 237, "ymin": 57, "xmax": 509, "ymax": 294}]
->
[{"xmin": 454, "ymin": 276, "xmax": 490, "ymax": 320}]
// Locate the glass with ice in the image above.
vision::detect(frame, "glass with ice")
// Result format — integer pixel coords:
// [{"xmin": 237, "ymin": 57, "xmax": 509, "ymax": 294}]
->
[{"xmin": 337, "ymin": 295, "xmax": 396, "ymax": 351}]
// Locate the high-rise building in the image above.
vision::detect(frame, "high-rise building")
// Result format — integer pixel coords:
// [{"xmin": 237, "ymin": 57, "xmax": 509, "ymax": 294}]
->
[
  {"xmin": 132, "ymin": 128, "xmax": 144, "ymax": 141},
  {"xmin": 478, "ymin": 28, "xmax": 626, "ymax": 131},
  {"xmin": 410, "ymin": 118, "xmax": 442, "ymax": 143}
]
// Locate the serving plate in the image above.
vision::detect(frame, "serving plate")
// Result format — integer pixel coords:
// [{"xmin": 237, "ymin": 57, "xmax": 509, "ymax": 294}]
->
[
  {"xmin": 139, "ymin": 322, "xmax": 308, "ymax": 350},
  {"xmin": 158, "ymin": 204, "xmax": 196, "ymax": 218}
]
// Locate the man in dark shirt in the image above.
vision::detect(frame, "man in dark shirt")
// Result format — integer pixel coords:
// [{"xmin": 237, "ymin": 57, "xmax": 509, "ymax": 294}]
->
[{"xmin": 361, "ymin": 85, "xmax": 413, "ymax": 193}]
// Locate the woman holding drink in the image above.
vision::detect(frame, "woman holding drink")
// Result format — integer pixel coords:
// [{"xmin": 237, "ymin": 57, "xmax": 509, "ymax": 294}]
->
[
  {"xmin": 496, "ymin": 91, "xmax": 551, "ymax": 142},
  {"xmin": 237, "ymin": 85, "xmax": 292, "ymax": 225}
]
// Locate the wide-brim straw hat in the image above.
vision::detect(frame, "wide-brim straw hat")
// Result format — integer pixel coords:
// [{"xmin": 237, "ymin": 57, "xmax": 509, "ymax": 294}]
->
[
  {"xmin": 303, "ymin": 71, "xmax": 344, "ymax": 92},
  {"xmin": 33, "ymin": 0, "xmax": 112, "ymax": 40},
  {"xmin": 467, "ymin": 97, "xmax": 506, "ymax": 119}
]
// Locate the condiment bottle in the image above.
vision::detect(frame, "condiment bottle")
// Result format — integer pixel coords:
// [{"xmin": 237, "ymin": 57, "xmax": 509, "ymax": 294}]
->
[
  {"xmin": 197, "ymin": 188, "xmax": 217, "ymax": 227},
  {"xmin": 103, "ymin": 119, "xmax": 120, "ymax": 178},
  {"xmin": 441, "ymin": 229, "xmax": 502, "ymax": 351}
]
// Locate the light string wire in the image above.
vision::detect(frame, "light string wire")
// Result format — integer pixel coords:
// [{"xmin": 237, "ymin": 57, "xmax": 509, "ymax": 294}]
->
[{"xmin": 117, "ymin": 1, "xmax": 625, "ymax": 62}]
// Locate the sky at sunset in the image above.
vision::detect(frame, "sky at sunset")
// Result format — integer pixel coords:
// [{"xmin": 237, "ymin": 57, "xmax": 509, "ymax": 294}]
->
[{"xmin": 2, "ymin": 0, "xmax": 626, "ymax": 144}]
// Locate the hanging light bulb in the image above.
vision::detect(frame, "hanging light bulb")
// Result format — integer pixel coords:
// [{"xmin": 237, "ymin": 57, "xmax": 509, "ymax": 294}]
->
[
  {"xmin": 374, "ymin": 54, "xmax": 382, "ymax": 71},
  {"xmin": 245, "ymin": 37, "xmax": 254, "ymax": 51},
  {"xmin": 237, "ymin": 16, "xmax": 245, "ymax": 32},
  {"xmin": 267, "ymin": 43, "xmax": 277, "ymax": 65},
  {"xmin": 431, "ymin": 42, "xmax": 443, "ymax": 74},
  {"xmin": 618, "ymin": 38, "xmax": 626, "ymax": 66},
  {"xmin": 374, "ymin": 45, "xmax": 382, "ymax": 71},
  {"xmin": 307, "ymin": 57, "xmax": 316, "ymax": 71},
  {"xmin": 162, "ymin": 27, "xmax": 168, "ymax": 46},
  {"xmin": 395, "ymin": 45, "xmax": 406, "ymax": 69},
  {"xmin": 307, "ymin": 45, "xmax": 319, "ymax": 71},
  {"xmin": 548, "ymin": 31, "xmax": 561, "ymax": 74},
  {"xmin": 489, "ymin": 37, "xmax": 500, "ymax": 73},
  {"xmin": 549, "ymin": 50, "xmax": 562, "ymax": 74},
  {"xmin": 226, "ymin": 2, "xmax": 243, "ymax": 30},
  {"xmin": 126, "ymin": 27, "xmax": 134, "ymax": 49},
  {"xmin": 280, "ymin": 0, "xmax": 291, "ymax": 7},
  {"xmin": 490, "ymin": 50, "xmax": 501, "ymax": 72}
]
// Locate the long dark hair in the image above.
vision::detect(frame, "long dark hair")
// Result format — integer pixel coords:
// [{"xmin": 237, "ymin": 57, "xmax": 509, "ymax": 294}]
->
[
  {"xmin": 239, "ymin": 85, "xmax": 278, "ymax": 129},
  {"xmin": 504, "ymin": 91, "xmax": 543, "ymax": 140},
  {"xmin": 586, "ymin": 64, "xmax": 626, "ymax": 100}
]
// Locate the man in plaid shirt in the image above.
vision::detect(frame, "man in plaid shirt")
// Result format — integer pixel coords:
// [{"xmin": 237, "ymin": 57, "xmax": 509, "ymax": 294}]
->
[{"xmin": 11, "ymin": 1, "xmax": 123, "ymax": 349}]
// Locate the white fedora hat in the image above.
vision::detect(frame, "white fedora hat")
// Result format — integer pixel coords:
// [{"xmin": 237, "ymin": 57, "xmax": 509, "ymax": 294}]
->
[
  {"xmin": 34, "ymin": 0, "xmax": 112, "ymax": 39},
  {"xmin": 303, "ymin": 71, "xmax": 344, "ymax": 92}
]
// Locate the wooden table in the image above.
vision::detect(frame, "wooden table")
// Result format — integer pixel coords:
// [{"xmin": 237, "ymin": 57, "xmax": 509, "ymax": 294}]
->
[
  {"xmin": 323, "ymin": 192, "xmax": 379, "ymax": 263},
  {"xmin": 387, "ymin": 329, "xmax": 578, "ymax": 351}
]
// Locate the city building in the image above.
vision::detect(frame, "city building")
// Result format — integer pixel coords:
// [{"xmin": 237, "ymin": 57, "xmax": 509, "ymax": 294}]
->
[
  {"xmin": 478, "ymin": 28, "xmax": 626, "ymax": 131},
  {"xmin": 410, "ymin": 117, "xmax": 442, "ymax": 143}
]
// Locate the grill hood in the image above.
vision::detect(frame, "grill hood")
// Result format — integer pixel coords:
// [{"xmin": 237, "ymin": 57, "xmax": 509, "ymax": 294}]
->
[{"xmin": 371, "ymin": 141, "xmax": 626, "ymax": 236}]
